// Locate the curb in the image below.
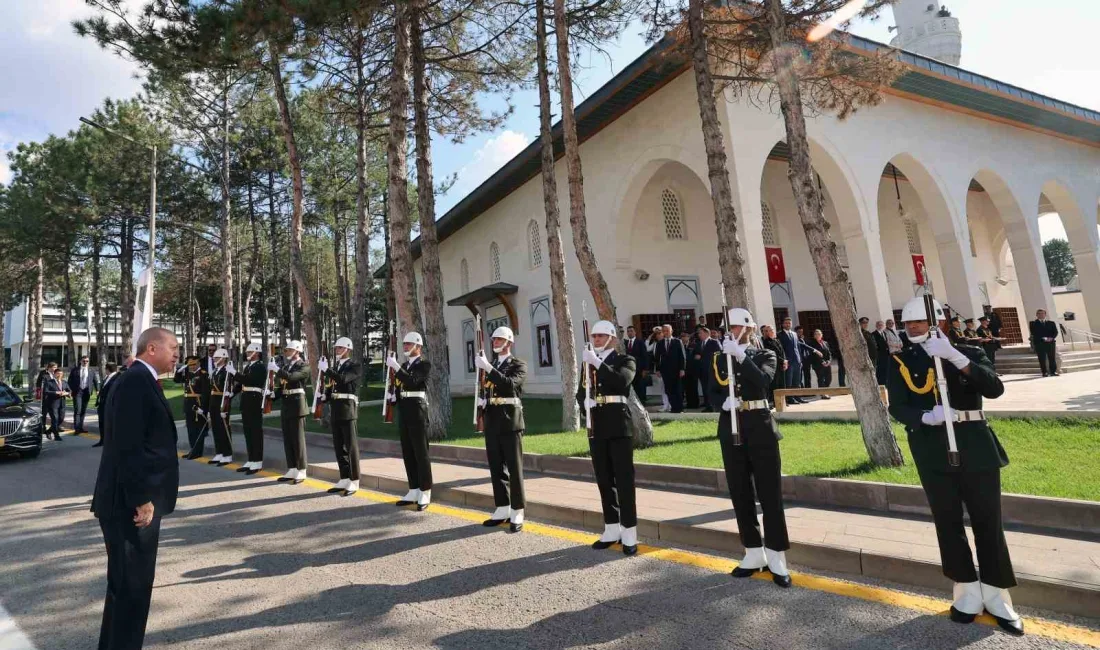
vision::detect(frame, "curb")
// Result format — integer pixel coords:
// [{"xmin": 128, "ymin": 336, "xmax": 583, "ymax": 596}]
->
[{"xmin": 648, "ymin": 410, "xmax": 1100, "ymax": 422}]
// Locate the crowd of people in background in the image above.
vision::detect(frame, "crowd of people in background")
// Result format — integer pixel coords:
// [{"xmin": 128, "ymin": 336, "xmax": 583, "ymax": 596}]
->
[{"xmin": 32, "ymin": 355, "xmax": 125, "ymax": 442}]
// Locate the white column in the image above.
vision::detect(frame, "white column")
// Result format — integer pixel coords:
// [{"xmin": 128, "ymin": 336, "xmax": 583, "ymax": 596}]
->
[
  {"xmin": 933, "ymin": 231, "xmax": 985, "ymax": 317},
  {"xmin": 840, "ymin": 222, "xmax": 893, "ymax": 321},
  {"xmin": 1003, "ymin": 218, "xmax": 1057, "ymax": 319},
  {"xmin": 733, "ymin": 185, "xmax": 776, "ymax": 323},
  {"xmin": 1071, "ymin": 244, "xmax": 1100, "ymax": 333}
]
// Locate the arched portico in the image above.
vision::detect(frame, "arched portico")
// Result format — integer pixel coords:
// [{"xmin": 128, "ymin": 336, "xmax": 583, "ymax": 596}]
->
[{"xmin": 1039, "ymin": 180, "xmax": 1100, "ymax": 331}]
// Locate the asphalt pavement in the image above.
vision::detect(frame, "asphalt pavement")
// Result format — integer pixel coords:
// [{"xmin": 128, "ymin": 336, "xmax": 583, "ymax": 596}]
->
[{"xmin": 0, "ymin": 436, "xmax": 1097, "ymax": 650}]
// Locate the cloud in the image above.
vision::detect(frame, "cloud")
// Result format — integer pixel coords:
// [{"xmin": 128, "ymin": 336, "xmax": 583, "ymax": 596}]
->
[{"xmin": 442, "ymin": 130, "xmax": 531, "ymax": 211}]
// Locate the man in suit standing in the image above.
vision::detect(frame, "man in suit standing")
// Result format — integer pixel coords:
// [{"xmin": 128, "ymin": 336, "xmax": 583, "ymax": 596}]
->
[
  {"xmin": 93, "ymin": 362, "xmax": 119, "ymax": 448},
  {"xmin": 698, "ymin": 327, "xmax": 723, "ymax": 412},
  {"xmin": 623, "ymin": 326, "xmax": 649, "ymax": 404},
  {"xmin": 872, "ymin": 321, "xmax": 891, "ymax": 385},
  {"xmin": 859, "ymin": 317, "xmax": 879, "ymax": 374},
  {"xmin": 43, "ymin": 367, "xmax": 71, "ymax": 441},
  {"xmin": 1029, "ymin": 309, "xmax": 1059, "ymax": 377},
  {"xmin": 69, "ymin": 356, "xmax": 100, "ymax": 434},
  {"xmin": 658, "ymin": 324, "xmax": 686, "ymax": 413},
  {"xmin": 777, "ymin": 318, "xmax": 803, "ymax": 404},
  {"xmin": 91, "ymin": 327, "xmax": 180, "ymax": 650}
]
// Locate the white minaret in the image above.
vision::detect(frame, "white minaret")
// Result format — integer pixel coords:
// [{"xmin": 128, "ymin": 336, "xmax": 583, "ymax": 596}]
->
[{"xmin": 889, "ymin": 1, "xmax": 962, "ymax": 66}]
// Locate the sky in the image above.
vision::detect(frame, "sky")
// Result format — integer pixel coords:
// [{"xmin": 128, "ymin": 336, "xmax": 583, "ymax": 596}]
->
[{"xmin": 2, "ymin": 0, "xmax": 1097, "ymax": 243}]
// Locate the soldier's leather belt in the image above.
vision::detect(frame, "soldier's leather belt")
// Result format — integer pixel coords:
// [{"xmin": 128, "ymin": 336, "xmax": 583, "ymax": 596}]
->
[
  {"xmin": 184, "ymin": 393, "xmax": 200, "ymax": 398},
  {"xmin": 210, "ymin": 390, "xmax": 225, "ymax": 396},
  {"xmin": 400, "ymin": 391, "xmax": 427, "ymax": 400},
  {"xmin": 283, "ymin": 388, "xmax": 305, "ymax": 395},
  {"xmin": 332, "ymin": 393, "xmax": 360, "ymax": 403},
  {"xmin": 242, "ymin": 387, "xmax": 264, "ymax": 393},
  {"xmin": 738, "ymin": 399, "xmax": 771, "ymax": 411},
  {"xmin": 594, "ymin": 395, "xmax": 626, "ymax": 405},
  {"xmin": 955, "ymin": 409, "xmax": 985, "ymax": 422},
  {"xmin": 489, "ymin": 397, "xmax": 521, "ymax": 406}
]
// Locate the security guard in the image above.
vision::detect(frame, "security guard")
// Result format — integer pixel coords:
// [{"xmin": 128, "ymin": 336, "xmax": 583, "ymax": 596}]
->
[
  {"xmin": 888, "ymin": 296, "xmax": 1022, "ymax": 636},
  {"xmin": 385, "ymin": 332, "xmax": 433, "ymax": 510},
  {"xmin": 272, "ymin": 341, "xmax": 310, "ymax": 485},
  {"xmin": 207, "ymin": 349, "xmax": 236, "ymax": 466},
  {"xmin": 321, "ymin": 336, "xmax": 361, "ymax": 496},
  {"xmin": 576, "ymin": 320, "xmax": 639, "ymax": 556},
  {"xmin": 174, "ymin": 355, "xmax": 211, "ymax": 459},
  {"xmin": 234, "ymin": 342, "xmax": 267, "ymax": 475},
  {"xmin": 708, "ymin": 308, "xmax": 791, "ymax": 587},
  {"xmin": 473, "ymin": 326, "xmax": 528, "ymax": 532}
]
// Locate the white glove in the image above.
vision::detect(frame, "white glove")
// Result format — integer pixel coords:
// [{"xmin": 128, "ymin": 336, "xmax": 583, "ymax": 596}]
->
[
  {"xmin": 584, "ymin": 397, "xmax": 597, "ymax": 410},
  {"xmin": 920, "ymin": 405, "xmax": 957, "ymax": 426},
  {"xmin": 267, "ymin": 360, "xmax": 279, "ymax": 372},
  {"xmin": 582, "ymin": 348, "xmax": 603, "ymax": 369},
  {"xmin": 477, "ymin": 398, "xmax": 487, "ymax": 408},
  {"xmin": 385, "ymin": 352, "xmax": 402, "ymax": 372},
  {"xmin": 318, "ymin": 356, "xmax": 329, "ymax": 373},
  {"xmin": 722, "ymin": 339, "xmax": 747, "ymax": 362},
  {"xmin": 226, "ymin": 362, "xmax": 236, "ymax": 375},
  {"xmin": 474, "ymin": 353, "xmax": 494, "ymax": 373},
  {"xmin": 721, "ymin": 396, "xmax": 733, "ymax": 412},
  {"xmin": 922, "ymin": 336, "xmax": 970, "ymax": 370},
  {"xmin": 387, "ymin": 392, "xmax": 397, "ymax": 403}
]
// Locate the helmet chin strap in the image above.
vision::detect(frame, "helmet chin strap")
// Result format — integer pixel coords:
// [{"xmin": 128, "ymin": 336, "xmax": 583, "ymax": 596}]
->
[
  {"xmin": 908, "ymin": 332, "xmax": 930, "ymax": 344},
  {"xmin": 492, "ymin": 345, "xmax": 506, "ymax": 355}
]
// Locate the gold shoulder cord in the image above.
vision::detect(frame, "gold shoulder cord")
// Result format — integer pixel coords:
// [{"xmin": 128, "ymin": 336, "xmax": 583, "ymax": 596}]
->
[
  {"xmin": 892, "ymin": 354, "xmax": 937, "ymax": 396},
  {"xmin": 712, "ymin": 354, "xmax": 730, "ymax": 387}
]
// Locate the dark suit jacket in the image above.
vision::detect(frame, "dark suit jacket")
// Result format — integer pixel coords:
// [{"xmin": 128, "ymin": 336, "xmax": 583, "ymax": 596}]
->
[
  {"xmin": 623, "ymin": 338, "xmax": 649, "ymax": 374},
  {"xmin": 657, "ymin": 338, "xmax": 686, "ymax": 376},
  {"xmin": 96, "ymin": 372, "xmax": 119, "ymax": 409},
  {"xmin": 68, "ymin": 367, "xmax": 99, "ymax": 395},
  {"xmin": 778, "ymin": 330, "xmax": 800, "ymax": 368},
  {"xmin": 872, "ymin": 330, "xmax": 890, "ymax": 361},
  {"xmin": 42, "ymin": 376, "xmax": 69, "ymax": 405},
  {"xmin": 483, "ymin": 356, "xmax": 527, "ymax": 433},
  {"xmin": 861, "ymin": 329, "xmax": 879, "ymax": 364},
  {"xmin": 92, "ymin": 363, "xmax": 179, "ymax": 519},
  {"xmin": 1029, "ymin": 319, "xmax": 1058, "ymax": 345}
]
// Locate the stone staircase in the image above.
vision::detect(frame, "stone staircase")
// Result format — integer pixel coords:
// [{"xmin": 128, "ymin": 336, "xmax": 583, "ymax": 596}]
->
[{"xmin": 995, "ymin": 344, "xmax": 1100, "ymax": 374}]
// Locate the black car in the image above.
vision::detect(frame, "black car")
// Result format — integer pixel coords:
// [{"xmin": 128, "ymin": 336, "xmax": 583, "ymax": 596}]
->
[{"xmin": 0, "ymin": 382, "xmax": 44, "ymax": 459}]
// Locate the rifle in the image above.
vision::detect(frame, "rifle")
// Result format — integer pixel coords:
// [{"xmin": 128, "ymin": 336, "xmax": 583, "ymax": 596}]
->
[
  {"xmin": 924, "ymin": 293, "xmax": 960, "ymax": 468},
  {"xmin": 382, "ymin": 319, "xmax": 397, "ymax": 424},
  {"xmin": 311, "ymin": 352, "xmax": 325, "ymax": 421},
  {"xmin": 719, "ymin": 284, "xmax": 741, "ymax": 446},
  {"xmin": 219, "ymin": 363, "xmax": 233, "ymax": 416},
  {"xmin": 262, "ymin": 357, "xmax": 276, "ymax": 415},
  {"xmin": 473, "ymin": 314, "xmax": 485, "ymax": 432},
  {"xmin": 581, "ymin": 301, "xmax": 593, "ymax": 438}
]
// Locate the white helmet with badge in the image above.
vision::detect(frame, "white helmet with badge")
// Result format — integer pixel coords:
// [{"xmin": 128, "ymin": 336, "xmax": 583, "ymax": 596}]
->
[
  {"xmin": 590, "ymin": 320, "xmax": 617, "ymax": 337},
  {"xmin": 334, "ymin": 336, "xmax": 353, "ymax": 350},
  {"xmin": 403, "ymin": 332, "xmax": 424, "ymax": 346},
  {"xmin": 213, "ymin": 348, "xmax": 229, "ymax": 359},
  {"xmin": 491, "ymin": 326, "xmax": 514, "ymax": 343},
  {"xmin": 726, "ymin": 307, "xmax": 756, "ymax": 329},
  {"xmin": 246, "ymin": 342, "xmax": 262, "ymax": 354},
  {"xmin": 285, "ymin": 340, "xmax": 304, "ymax": 353},
  {"xmin": 901, "ymin": 296, "xmax": 944, "ymax": 323}
]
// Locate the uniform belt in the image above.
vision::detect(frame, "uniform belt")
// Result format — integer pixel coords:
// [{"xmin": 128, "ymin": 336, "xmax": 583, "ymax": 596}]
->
[
  {"xmin": 184, "ymin": 392, "xmax": 200, "ymax": 398},
  {"xmin": 594, "ymin": 395, "xmax": 626, "ymax": 405},
  {"xmin": 489, "ymin": 397, "xmax": 521, "ymax": 406},
  {"xmin": 400, "ymin": 391, "xmax": 427, "ymax": 400},
  {"xmin": 738, "ymin": 399, "xmax": 771, "ymax": 412},
  {"xmin": 332, "ymin": 393, "xmax": 360, "ymax": 403},
  {"xmin": 242, "ymin": 386, "xmax": 264, "ymax": 393},
  {"xmin": 954, "ymin": 409, "xmax": 985, "ymax": 422},
  {"xmin": 283, "ymin": 388, "xmax": 305, "ymax": 395},
  {"xmin": 210, "ymin": 390, "xmax": 224, "ymax": 396}
]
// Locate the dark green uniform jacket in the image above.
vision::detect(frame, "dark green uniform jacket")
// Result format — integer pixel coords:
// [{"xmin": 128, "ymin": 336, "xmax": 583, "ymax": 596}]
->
[
  {"xmin": 706, "ymin": 347, "xmax": 780, "ymax": 445},
  {"xmin": 275, "ymin": 358, "xmax": 311, "ymax": 416},
  {"xmin": 323, "ymin": 358, "xmax": 361, "ymax": 422},
  {"xmin": 574, "ymin": 351, "xmax": 636, "ymax": 439},
  {"xmin": 482, "ymin": 356, "xmax": 527, "ymax": 432}
]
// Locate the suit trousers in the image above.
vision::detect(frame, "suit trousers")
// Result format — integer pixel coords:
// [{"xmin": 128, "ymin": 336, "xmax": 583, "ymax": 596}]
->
[
  {"xmin": 281, "ymin": 409, "xmax": 307, "ymax": 471},
  {"xmin": 661, "ymin": 371, "xmax": 684, "ymax": 413},
  {"xmin": 918, "ymin": 467, "xmax": 1016, "ymax": 588},
  {"xmin": 398, "ymin": 405, "xmax": 432, "ymax": 490},
  {"xmin": 719, "ymin": 420, "xmax": 790, "ymax": 552},
  {"xmin": 588, "ymin": 436, "xmax": 637, "ymax": 528},
  {"xmin": 96, "ymin": 406, "xmax": 107, "ymax": 442},
  {"xmin": 74, "ymin": 389, "xmax": 90, "ymax": 431},
  {"xmin": 1035, "ymin": 342, "xmax": 1057, "ymax": 375},
  {"xmin": 240, "ymin": 397, "xmax": 264, "ymax": 463},
  {"xmin": 631, "ymin": 377, "xmax": 647, "ymax": 405},
  {"xmin": 331, "ymin": 418, "xmax": 360, "ymax": 480},
  {"xmin": 211, "ymin": 410, "xmax": 233, "ymax": 458},
  {"xmin": 683, "ymin": 370, "xmax": 699, "ymax": 409},
  {"xmin": 45, "ymin": 398, "xmax": 62, "ymax": 435},
  {"xmin": 485, "ymin": 428, "xmax": 525, "ymax": 509},
  {"xmin": 182, "ymin": 397, "xmax": 203, "ymax": 452},
  {"xmin": 98, "ymin": 516, "xmax": 161, "ymax": 650},
  {"xmin": 784, "ymin": 360, "xmax": 801, "ymax": 390},
  {"xmin": 802, "ymin": 363, "xmax": 813, "ymax": 390}
]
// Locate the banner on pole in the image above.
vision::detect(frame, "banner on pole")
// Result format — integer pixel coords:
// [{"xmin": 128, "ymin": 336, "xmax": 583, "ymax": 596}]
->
[
  {"xmin": 131, "ymin": 267, "xmax": 154, "ymax": 355},
  {"xmin": 765, "ymin": 247, "xmax": 786, "ymax": 284},
  {"xmin": 912, "ymin": 255, "xmax": 927, "ymax": 287}
]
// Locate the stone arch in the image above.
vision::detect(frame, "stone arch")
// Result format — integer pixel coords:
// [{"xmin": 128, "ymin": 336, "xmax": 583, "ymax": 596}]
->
[{"xmin": 1039, "ymin": 179, "xmax": 1100, "ymax": 330}]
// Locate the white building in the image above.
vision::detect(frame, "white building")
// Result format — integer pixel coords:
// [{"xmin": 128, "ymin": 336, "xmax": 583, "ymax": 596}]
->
[{"xmin": 393, "ymin": 2, "xmax": 1099, "ymax": 396}]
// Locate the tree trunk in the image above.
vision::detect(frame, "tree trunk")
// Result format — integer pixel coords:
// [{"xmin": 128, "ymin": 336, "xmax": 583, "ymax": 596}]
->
[
  {"xmin": 28, "ymin": 256, "xmax": 44, "ymax": 389},
  {"xmin": 62, "ymin": 257, "xmax": 77, "ymax": 367},
  {"xmin": 536, "ymin": 0, "xmax": 580, "ymax": 433},
  {"xmin": 269, "ymin": 43, "xmax": 324, "ymax": 369},
  {"xmin": 350, "ymin": 34, "xmax": 371, "ymax": 372},
  {"xmin": 234, "ymin": 233, "xmax": 244, "ymax": 354},
  {"xmin": 552, "ymin": 0, "xmax": 616, "ymax": 322},
  {"xmin": 119, "ymin": 219, "xmax": 135, "ymax": 358},
  {"xmin": 92, "ymin": 238, "xmax": 106, "ymax": 376},
  {"xmin": 244, "ymin": 177, "xmax": 261, "ymax": 349},
  {"xmin": 386, "ymin": 5, "xmax": 422, "ymax": 336},
  {"xmin": 688, "ymin": 0, "xmax": 749, "ymax": 310},
  {"xmin": 332, "ymin": 212, "xmax": 349, "ymax": 335},
  {"xmin": 186, "ymin": 233, "xmax": 196, "ymax": 356},
  {"xmin": 219, "ymin": 84, "xmax": 236, "ymax": 354},
  {"xmin": 763, "ymin": 0, "xmax": 902, "ymax": 467},
  {"xmin": 383, "ymin": 200, "xmax": 395, "ymax": 328},
  {"xmin": 268, "ymin": 169, "xmax": 287, "ymax": 348}
]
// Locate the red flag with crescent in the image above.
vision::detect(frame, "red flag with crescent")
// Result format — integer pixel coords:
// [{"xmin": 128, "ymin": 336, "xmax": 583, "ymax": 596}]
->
[
  {"xmin": 912, "ymin": 254, "xmax": 927, "ymax": 286},
  {"xmin": 765, "ymin": 247, "xmax": 786, "ymax": 283}
]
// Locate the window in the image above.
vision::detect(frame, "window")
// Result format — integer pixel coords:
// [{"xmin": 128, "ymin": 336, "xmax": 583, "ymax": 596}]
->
[
  {"xmin": 490, "ymin": 242, "xmax": 501, "ymax": 282},
  {"xmin": 528, "ymin": 220, "xmax": 543, "ymax": 268},
  {"xmin": 460, "ymin": 258, "xmax": 469, "ymax": 294},
  {"xmin": 904, "ymin": 219, "xmax": 922, "ymax": 255},
  {"xmin": 761, "ymin": 201, "xmax": 780, "ymax": 247},
  {"xmin": 661, "ymin": 188, "xmax": 685, "ymax": 240}
]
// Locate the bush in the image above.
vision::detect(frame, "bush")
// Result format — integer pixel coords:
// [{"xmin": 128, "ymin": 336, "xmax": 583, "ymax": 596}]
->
[{"xmin": 9, "ymin": 369, "xmax": 24, "ymax": 389}]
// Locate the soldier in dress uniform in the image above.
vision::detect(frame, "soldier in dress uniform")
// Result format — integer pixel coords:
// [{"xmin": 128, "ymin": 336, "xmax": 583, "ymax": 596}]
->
[
  {"xmin": 473, "ymin": 326, "xmax": 528, "ymax": 532},
  {"xmin": 233, "ymin": 343, "xmax": 267, "ymax": 475},
  {"xmin": 385, "ymin": 332, "xmax": 433, "ymax": 510},
  {"xmin": 174, "ymin": 355, "xmax": 211, "ymax": 460},
  {"xmin": 272, "ymin": 341, "xmax": 310, "ymax": 485},
  {"xmin": 321, "ymin": 337, "xmax": 361, "ymax": 496},
  {"xmin": 207, "ymin": 349, "xmax": 236, "ymax": 467},
  {"xmin": 576, "ymin": 320, "xmax": 639, "ymax": 556},
  {"xmin": 976, "ymin": 316, "xmax": 1001, "ymax": 369},
  {"xmin": 708, "ymin": 308, "xmax": 791, "ymax": 588},
  {"xmin": 888, "ymin": 296, "xmax": 1023, "ymax": 636}
]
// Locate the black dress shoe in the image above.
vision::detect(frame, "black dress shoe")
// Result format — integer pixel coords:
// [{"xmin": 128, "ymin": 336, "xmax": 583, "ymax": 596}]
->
[
  {"xmin": 236, "ymin": 466, "xmax": 249, "ymax": 473},
  {"xmin": 184, "ymin": 452, "xmax": 201, "ymax": 460},
  {"xmin": 990, "ymin": 614, "xmax": 1024, "ymax": 636},
  {"xmin": 92, "ymin": 441, "xmax": 103, "ymax": 448},
  {"xmin": 292, "ymin": 478, "xmax": 305, "ymax": 484},
  {"xmin": 328, "ymin": 486, "xmax": 345, "ymax": 493},
  {"xmin": 277, "ymin": 477, "xmax": 293, "ymax": 483},
  {"xmin": 207, "ymin": 459, "xmax": 220, "ymax": 465},
  {"xmin": 217, "ymin": 461, "xmax": 231, "ymax": 467},
  {"xmin": 731, "ymin": 566, "xmax": 761, "ymax": 578},
  {"xmin": 342, "ymin": 489, "xmax": 358, "ymax": 497},
  {"xmin": 416, "ymin": 503, "xmax": 429, "ymax": 511},
  {"xmin": 622, "ymin": 544, "xmax": 638, "ymax": 556},
  {"xmin": 395, "ymin": 500, "xmax": 415, "ymax": 507},
  {"xmin": 591, "ymin": 539, "xmax": 618, "ymax": 550},
  {"xmin": 820, "ymin": 395, "xmax": 831, "ymax": 400},
  {"xmin": 483, "ymin": 518, "xmax": 508, "ymax": 527},
  {"xmin": 510, "ymin": 522, "xmax": 524, "ymax": 533},
  {"xmin": 949, "ymin": 606, "xmax": 977, "ymax": 624},
  {"xmin": 245, "ymin": 468, "xmax": 261, "ymax": 475},
  {"xmin": 771, "ymin": 573, "xmax": 792, "ymax": 588}
]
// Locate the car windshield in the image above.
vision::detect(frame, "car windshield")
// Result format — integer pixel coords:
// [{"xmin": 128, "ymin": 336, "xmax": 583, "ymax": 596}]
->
[{"xmin": 0, "ymin": 385, "xmax": 22, "ymax": 411}]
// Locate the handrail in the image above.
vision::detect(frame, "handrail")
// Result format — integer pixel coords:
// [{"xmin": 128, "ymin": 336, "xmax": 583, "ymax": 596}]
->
[{"xmin": 1061, "ymin": 326, "xmax": 1100, "ymax": 350}]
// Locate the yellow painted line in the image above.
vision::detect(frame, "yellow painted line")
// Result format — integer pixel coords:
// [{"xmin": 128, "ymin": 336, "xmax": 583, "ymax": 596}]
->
[{"xmin": 169, "ymin": 451, "xmax": 1100, "ymax": 647}]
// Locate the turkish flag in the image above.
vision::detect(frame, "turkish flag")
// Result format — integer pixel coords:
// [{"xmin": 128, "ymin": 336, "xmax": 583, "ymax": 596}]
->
[
  {"xmin": 912, "ymin": 255, "xmax": 927, "ymax": 286},
  {"xmin": 765, "ymin": 247, "xmax": 786, "ymax": 283}
]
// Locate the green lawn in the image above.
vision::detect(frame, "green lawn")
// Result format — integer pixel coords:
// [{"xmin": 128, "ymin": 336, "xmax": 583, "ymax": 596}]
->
[{"xmin": 265, "ymin": 396, "xmax": 1100, "ymax": 501}]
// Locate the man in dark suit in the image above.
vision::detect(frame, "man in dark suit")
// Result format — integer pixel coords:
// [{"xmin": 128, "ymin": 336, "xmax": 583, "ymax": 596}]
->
[
  {"xmin": 658, "ymin": 324, "xmax": 686, "ymax": 413},
  {"xmin": 698, "ymin": 328, "xmax": 723, "ymax": 412},
  {"xmin": 1028, "ymin": 309, "xmax": 1059, "ymax": 377},
  {"xmin": 777, "ymin": 318, "xmax": 803, "ymax": 404},
  {"xmin": 760, "ymin": 325, "xmax": 787, "ymax": 407},
  {"xmin": 622, "ymin": 326, "xmax": 649, "ymax": 404},
  {"xmin": 42, "ymin": 367, "xmax": 71, "ymax": 441},
  {"xmin": 91, "ymin": 327, "xmax": 180, "ymax": 650},
  {"xmin": 859, "ymin": 317, "xmax": 879, "ymax": 372},
  {"xmin": 872, "ymin": 321, "xmax": 891, "ymax": 385},
  {"xmin": 93, "ymin": 362, "xmax": 119, "ymax": 448},
  {"xmin": 69, "ymin": 356, "xmax": 100, "ymax": 433}
]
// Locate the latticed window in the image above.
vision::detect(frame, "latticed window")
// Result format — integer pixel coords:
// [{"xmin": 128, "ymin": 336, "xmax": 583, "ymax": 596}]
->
[
  {"xmin": 460, "ymin": 258, "xmax": 469, "ymax": 294},
  {"xmin": 490, "ymin": 242, "xmax": 501, "ymax": 282},
  {"xmin": 528, "ymin": 220, "xmax": 543, "ymax": 268},
  {"xmin": 661, "ymin": 188, "xmax": 685, "ymax": 240},
  {"xmin": 904, "ymin": 220, "xmax": 922, "ymax": 255},
  {"xmin": 761, "ymin": 201, "xmax": 780, "ymax": 247}
]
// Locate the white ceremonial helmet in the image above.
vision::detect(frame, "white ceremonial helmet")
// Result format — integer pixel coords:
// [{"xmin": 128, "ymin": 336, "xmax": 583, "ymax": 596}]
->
[
  {"xmin": 334, "ymin": 336, "xmax": 353, "ymax": 350},
  {"xmin": 591, "ymin": 320, "xmax": 617, "ymax": 337},
  {"xmin": 213, "ymin": 348, "xmax": 229, "ymax": 359},
  {"xmin": 901, "ymin": 296, "xmax": 944, "ymax": 323},
  {"xmin": 491, "ymin": 326, "xmax": 514, "ymax": 343},
  {"xmin": 285, "ymin": 340, "xmax": 304, "ymax": 353},
  {"xmin": 403, "ymin": 332, "xmax": 424, "ymax": 346},
  {"xmin": 727, "ymin": 307, "xmax": 756, "ymax": 329},
  {"xmin": 246, "ymin": 342, "xmax": 262, "ymax": 354}
]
